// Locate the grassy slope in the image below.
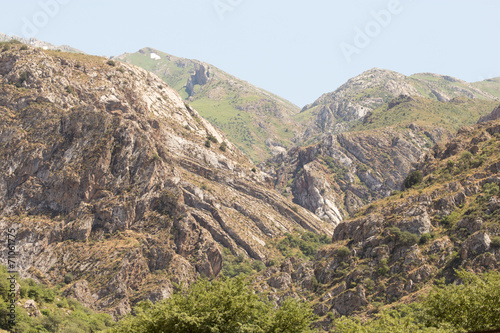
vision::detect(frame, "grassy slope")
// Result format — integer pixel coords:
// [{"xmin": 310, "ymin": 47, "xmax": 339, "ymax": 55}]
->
[{"xmin": 352, "ymin": 96, "xmax": 499, "ymax": 133}]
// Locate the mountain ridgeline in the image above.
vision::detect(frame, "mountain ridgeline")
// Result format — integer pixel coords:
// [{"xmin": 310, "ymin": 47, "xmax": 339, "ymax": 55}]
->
[{"xmin": 0, "ymin": 38, "xmax": 499, "ymax": 332}]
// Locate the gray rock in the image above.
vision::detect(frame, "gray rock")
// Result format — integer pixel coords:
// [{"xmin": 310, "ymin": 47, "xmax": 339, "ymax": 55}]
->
[{"xmin": 461, "ymin": 232, "xmax": 491, "ymax": 260}]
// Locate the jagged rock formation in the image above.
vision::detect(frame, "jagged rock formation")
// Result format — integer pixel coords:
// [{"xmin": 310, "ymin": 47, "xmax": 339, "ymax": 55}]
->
[
  {"xmin": 0, "ymin": 44, "xmax": 333, "ymax": 317},
  {"xmin": 265, "ymin": 69, "xmax": 499, "ymax": 227},
  {"xmin": 264, "ymin": 124, "xmax": 444, "ymax": 226},
  {"xmin": 117, "ymin": 48, "xmax": 302, "ymax": 162}
]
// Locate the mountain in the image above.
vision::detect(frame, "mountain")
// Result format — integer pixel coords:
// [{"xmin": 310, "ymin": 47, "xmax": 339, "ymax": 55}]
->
[
  {"xmin": 116, "ymin": 48, "xmax": 302, "ymax": 162},
  {"xmin": 256, "ymin": 113, "xmax": 500, "ymax": 329},
  {"xmin": 0, "ymin": 32, "xmax": 83, "ymax": 53},
  {"xmin": 298, "ymin": 68, "xmax": 499, "ymax": 144},
  {"xmin": 265, "ymin": 69, "xmax": 499, "ymax": 228},
  {"xmin": 0, "ymin": 42, "xmax": 333, "ymax": 317}
]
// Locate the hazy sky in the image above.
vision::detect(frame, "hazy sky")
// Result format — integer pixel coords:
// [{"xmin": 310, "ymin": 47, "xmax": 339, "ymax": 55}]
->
[{"xmin": 0, "ymin": 0, "xmax": 498, "ymax": 107}]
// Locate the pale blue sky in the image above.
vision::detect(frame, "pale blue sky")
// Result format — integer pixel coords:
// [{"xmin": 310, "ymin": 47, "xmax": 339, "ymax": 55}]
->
[{"xmin": 0, "ymin": 0, "xmax": 498, "ymax": 107}]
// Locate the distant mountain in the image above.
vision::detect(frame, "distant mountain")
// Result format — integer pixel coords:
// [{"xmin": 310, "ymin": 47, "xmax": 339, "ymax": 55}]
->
[
  {"xmin": 116, "ymin": 48, "xmax": 302, "ymax": 162},
  {"xmin": 298, "ymin": 68, "xmax": 500, "ymax": 144},
  {"xmin": 0, "ymin": 32, "xmax": 83, "ymax": 53}
]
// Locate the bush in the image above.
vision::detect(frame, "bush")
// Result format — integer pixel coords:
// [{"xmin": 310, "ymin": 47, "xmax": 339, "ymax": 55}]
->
[
  {"xmin": 388, "ymin": 226, "xmax": 418, "ymax": 246},
  {"xmin": 204, "ymin": 140, "xmax": 211, "ymax": 148},
  {"xmin": 419, "ymin": 233, "xmax": 433, "ymax": 245},
  {"xmin": 106, "ymin": 60, "xmax": 116, "ymax": 66},
  {"xmin": 20, "ymin": 45, "xmax": 28, "ymax": 51},
  {"xmin": 336, "ymin": 246, "xmax": 351, "ymax": 258},
  {"xmin": 64, "ymin": 273, "xmax": 73, "ymax": 284},
  {"xmin": 219, "ymin": 141, "xmax": 227, "ymax": 152},
  {"xmin": 207, "ymin": 134, "xmax": 218, "ymax": 143},
  {"xmin": 404, "ymin": 170, "xmax": 423, "ymax": 189}
]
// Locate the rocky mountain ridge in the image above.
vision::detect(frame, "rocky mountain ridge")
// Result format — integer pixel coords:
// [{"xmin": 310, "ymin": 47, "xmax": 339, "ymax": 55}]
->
[
  {"xmin": 0, "ymin": 32, "xmax": 82, "ymax": 53},
  {"xmin": 0, "ymin": 43, "xmax": 333, "ymax": 317}
]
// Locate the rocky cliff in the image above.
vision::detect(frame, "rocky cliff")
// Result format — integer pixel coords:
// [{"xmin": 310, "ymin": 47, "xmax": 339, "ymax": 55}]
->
[{"xmin": 0, "ymin": 43, "xmax": 333, "ymax": 317}]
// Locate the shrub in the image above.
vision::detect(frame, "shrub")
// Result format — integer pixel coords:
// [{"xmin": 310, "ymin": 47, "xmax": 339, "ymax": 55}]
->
[
  {"xmin": 419, "ymin": 233, "xmax": 433, "ymax": 245},
  {"xmin": 204, "ymin": 140, "xmax": 211, "ymax": 148},
  {"xmin": 20, "ymin": 45, "xmax": 28, "ymax": 51},
  {"xmin": 64, "ymin": 273, "xmax": 73, "ymax": 284},
  {"xmin": 207, "ymin": 134, "xmax": 218, "ymax": 143},
  {"xmin": 376, "ymin": 258, "xmax": 389, "ymax": 276},
  {"xmin": 404, "ymin": 170, "xmax": 423, "ymax": 189},
  {"xmin": 107, "ymin": 60, "xmax": 116, "ymax": 66},
  {"xmin": 336, "ymin": 246, "xmax": 351, "ymax": 258},
  {"xmin": 219, "ymin": 141, "xmax": 227, "ymax": 152}
]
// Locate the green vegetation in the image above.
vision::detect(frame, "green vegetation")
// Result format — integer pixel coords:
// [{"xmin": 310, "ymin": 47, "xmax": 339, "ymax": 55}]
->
[
  {"xmin": 0, "ymin": 265, "xmax": 114, "ymax": 333},
  {"xmin": 276, "ymin": 232, "xmax": 330, "ymax": 259},
  {"xmin": 333, "ymin": 270, "xmax": 500, "ymax": 332},
  {"xmin": 404, "ymin": 170, "xmax": 423, "ymax": 189},
  {"xmin": 221, "ymin": 249, "xmax": 266, "ymax": 278},
  {"xmin": 352, "ymin": 96, "xmax": 497, "ymax": 133},
  {"xmin": 110, "ymin": 276, "xmax": 317, "ymax": 333},
  {"xmin": 387, "ymin": 226, "xmax": 418, "ymax": 246}
]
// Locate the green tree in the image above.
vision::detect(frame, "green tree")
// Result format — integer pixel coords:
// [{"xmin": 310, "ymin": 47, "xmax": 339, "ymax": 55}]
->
[
  {"xmin": 404, "ymin": 170, "xmax": 423, "ymax": 189},
  {"xmin": 111, "ymin": 276, "xmax": 317, "ymax": 333}
]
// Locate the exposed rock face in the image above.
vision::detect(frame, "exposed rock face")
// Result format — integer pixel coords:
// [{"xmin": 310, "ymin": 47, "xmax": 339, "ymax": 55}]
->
[
  {"xmin": 186, "ymin": 64, "xmax": 210, "ymax": 96},
  {"xmin": 265, "ymin": 125, "xmax": 439, "ymax": 226},
  {"xmin": 0, "ymin": 45, "xmax": 333, "ymax": 317}
]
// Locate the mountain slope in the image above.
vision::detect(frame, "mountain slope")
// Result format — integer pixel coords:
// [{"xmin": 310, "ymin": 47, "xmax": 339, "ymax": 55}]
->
[
  {"xmin": 472, "ymin": 77, "xmax": 500, "ymax": 99},
  {"xmin": 0, "ymin": 43, "xmax": 333, "ymax": 317},
  {"xmin": 117, "ymin": 48, "xmax": 302, "ymax": 162}
]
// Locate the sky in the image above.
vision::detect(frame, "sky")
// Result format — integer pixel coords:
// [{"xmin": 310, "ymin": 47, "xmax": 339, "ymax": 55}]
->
[{"xmin": 0, "ymin": 0, "xmax": 499, "ymax": 107}]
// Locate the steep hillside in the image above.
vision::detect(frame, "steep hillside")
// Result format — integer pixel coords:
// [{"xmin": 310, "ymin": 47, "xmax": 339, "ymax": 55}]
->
[
  {"xmin": 117, "ymin": 48, "xmax": 302, "ymax": 162},
  {"xmin": 0, "ymin": 43, "xmax": 333, "ymax": 317},
  {"xmin": 257, "ymin": 115, "xmax": 500, "ymax": 330}
]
